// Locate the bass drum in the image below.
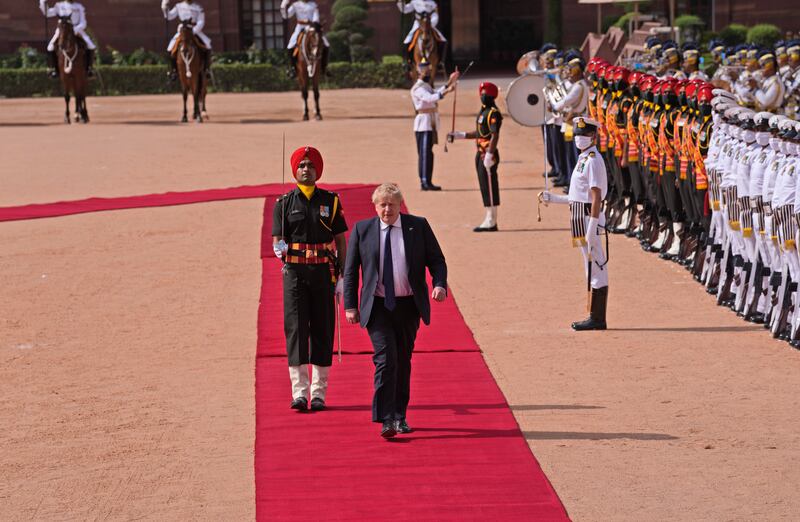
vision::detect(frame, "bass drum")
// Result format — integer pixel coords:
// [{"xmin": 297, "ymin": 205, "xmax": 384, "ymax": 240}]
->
[{"xmin": 505, "ymin": 74, "xmax": 547, "ymax": 127}]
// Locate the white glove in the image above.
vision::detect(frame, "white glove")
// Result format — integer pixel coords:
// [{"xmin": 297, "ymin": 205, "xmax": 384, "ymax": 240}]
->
[
  {"xmin": 452, "ymin": 131, "xmax": 466, "ymax": 139},
  {"xmin": 483, "ymin": 151, "xmax": 495, "ymax": 170},
  {"xmin": 586, "ymin": 216, "xmax": 599, "ymax": 258},
  {"xmin": 540, "ymin": 191, "xmax": 569, "ymax": 205},
  {"xmin": 273, "ymin": 240, "xmax": 288, "ymax": 259},
  {"xmin": 335, "ymin": 278, "xmax": 344, "ymax": 298}
]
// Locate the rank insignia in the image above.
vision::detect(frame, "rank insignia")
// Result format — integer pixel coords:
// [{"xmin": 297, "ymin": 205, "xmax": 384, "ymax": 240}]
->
[{"xmin": 320, "ymin": 205, "xmax": 330, "ymax": 217}]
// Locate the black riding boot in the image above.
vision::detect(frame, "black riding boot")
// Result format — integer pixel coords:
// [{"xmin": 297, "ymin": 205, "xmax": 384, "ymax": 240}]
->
[
  {"xmin": 167, "ymin": 52, "xmax": 177, "ymax": 81},
  {"xmin": 203, "ymin": 49, "xmax": 212, "ymax": 79},
  {"xmin": 322, "ymin": 45, "xmax": 330, "ymax": 76},
  {"xmin": 572, "ymin": 286, "xmax": 609, "ymax": 331},
  {"xmin": 402, "ymin": 45, "xmax": 412, "ymax": 72},
  {"xmin": 438, "ymin": 40, "xmax": 448, "ymax": 68},
  {"xmin": 85, "ymin": 49, "xmax": 95, "ymax": 78},
  {"xmin": 47, "ymin": 50, "xmax": 59, "ymax": 78},
  {"xmin": 287, "ymin": 48, "xmax": 297, "ymax": 78}
]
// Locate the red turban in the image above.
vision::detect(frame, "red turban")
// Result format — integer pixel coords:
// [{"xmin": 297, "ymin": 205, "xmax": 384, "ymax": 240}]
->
[
  {"xmin": 479, "ymin": 81, "xmax": 499, "ymax": 99},
  {"xmin": 290, "ymin": 146, "xmax": 324, "ymax": 180}
]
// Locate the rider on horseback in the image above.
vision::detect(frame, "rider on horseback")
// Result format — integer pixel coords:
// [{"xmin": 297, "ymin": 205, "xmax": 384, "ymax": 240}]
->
[
  {"xmin": 39, "ymin": 0, "xmax": 96, "ymax": 79},
  {"xmin": 162, "ymin": 0, "xmax": 212, "ymax": 81},
  {"xmin": 281, "ymin": 0, "xmax": 330, "ymax": 79},
  {"xmin": 398, "ymin": 0, "xmax": 447, "ymax": 71}
]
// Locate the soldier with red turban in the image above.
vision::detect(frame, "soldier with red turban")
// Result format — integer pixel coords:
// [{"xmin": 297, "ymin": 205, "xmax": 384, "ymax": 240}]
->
[
  {"xmin": 272, "ymin": 146, "xmax": 348, "ymax": 412},
  {"xmin": 447, "ymin": 81, "xmax": 504, "ymax": 231}
]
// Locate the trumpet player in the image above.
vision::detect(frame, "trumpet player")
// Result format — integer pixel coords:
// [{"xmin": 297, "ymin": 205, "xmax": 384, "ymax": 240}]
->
[
  {"xmin": 754, "ymin": 49, "xmax": 785, "ymax": 112},
  {"xmin": 552, "ymin": 52, "xmax": 588, "ymax": 186}
]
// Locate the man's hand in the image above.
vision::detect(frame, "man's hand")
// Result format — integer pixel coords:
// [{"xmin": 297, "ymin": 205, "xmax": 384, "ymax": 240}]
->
[
  {"xmin": 273, "ymin": 239, "xmax": 288, "ymax": 259},
  {"xmin": 483, "ymin": 151, "xmax": 495, "ymax": 170},
  {"xmin": 161, "ymin": 0, "xmax": 169, "ymax": 10},
  {"xmin": 345, "ymin": 309, "xmax": 359, "ymax": 324},
  {"xmin": 540, "ymin": 190, "xmax": 569, "ymax": 205},
  {"xmin": 432, "ymin": 286, "xmax": 447, "ymax": 302},
  {"xmin": 281, "ymin": 0, "xmax": 290, "ymax": 9},
  {"xmin": 448, "ymin": 70, "xmax": 460, "ymax": 85}
]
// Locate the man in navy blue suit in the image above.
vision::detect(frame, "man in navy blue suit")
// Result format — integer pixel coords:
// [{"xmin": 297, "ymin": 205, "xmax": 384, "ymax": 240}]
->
[{"xmin": 343, "ymin": 183, "xmax": 448, "ymax": 438}]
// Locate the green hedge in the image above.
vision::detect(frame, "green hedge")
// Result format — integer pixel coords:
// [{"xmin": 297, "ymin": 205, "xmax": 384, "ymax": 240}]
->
[{"xmin": 0, "ymin": 62, "xmax": 406, "ymax": 98}]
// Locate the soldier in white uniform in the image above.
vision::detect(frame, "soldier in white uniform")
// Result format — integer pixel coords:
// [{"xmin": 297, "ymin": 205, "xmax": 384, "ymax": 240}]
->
[
  {"xmin": 39, "ymin": 0, "xmax": 96, "ymax": 78},
  {"xmin": 754, "ymin": 50, "xmax": 785, "ymax": 112},
  {"xmin": 409, "ymin": 59, "xmax": 459, "ymax": 191},
  {"xmin": 281, "ymin": 0, "xmax": 330, "ymax": 78},
  {"xmin": 762, "ymin": 115, "xmax": 789, "ymax": 324},
  {"xmin": 398, "ymin": 0, "xmax": 447, "ymax": 68},
  {"xmin": 732, "ymin": 110, "xmax": 759, "ymax": 313},
  {"xmin": 541, "ymin": 117, "xmax": 610, "ymax": 331},
  {"xmin": 162, "ymin": 0, "xmax": 212, "ymax": 80},
  {"xmin": 553, "ymin": 53, "xmax": 588, "ymax": 182},
  {"xmin": 784, "ymin": 41, "xmax": 800, "ymax": 118},
  {"xmin": 682, "ymin": 43, "xmax": 709, "ymax": 81}
]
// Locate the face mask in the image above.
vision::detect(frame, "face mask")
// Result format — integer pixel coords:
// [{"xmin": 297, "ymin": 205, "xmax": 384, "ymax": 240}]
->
[
  {"xmin": 574, "ymin": 135, "xmax": 594, "ymax": 150},
  {"xmin": 756, "ymin": 132, "xmax": 771, "ymax": 146},
  {"xmin": 742, "ymin": 130, "xmax": 756, "ymax": 144},
  {"xmin": 480, "ymin": 94, "xmax": 494, "ymax": 106},
  {"xmin": 770, "ymin": 137, "xmax": 781, "ymax": 151},
  {"xmin": 700, "ymin": 104, "xmax": 712, "ymax": 117}
]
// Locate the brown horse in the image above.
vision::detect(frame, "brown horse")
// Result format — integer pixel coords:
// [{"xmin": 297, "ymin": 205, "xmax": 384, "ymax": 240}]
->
[
  {"xmin": 56, "ymin": 16, "xmax": 89, "ymax": 124},
  {"xmin": 296, "ymin": 25, "xmax": 323, "ymax": 121},
  {"xmin": 411, "ymin": 12, "xmax": 440, "ymax": 86},
  {"xmin": 176, "ymin": 20, "xmax": 207, "ymax": 123}
]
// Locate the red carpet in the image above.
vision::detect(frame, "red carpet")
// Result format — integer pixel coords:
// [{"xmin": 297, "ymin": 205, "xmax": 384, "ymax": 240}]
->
[{"xmin": 256, "ymin": 185, "xmax": 569, "ymax": 520}]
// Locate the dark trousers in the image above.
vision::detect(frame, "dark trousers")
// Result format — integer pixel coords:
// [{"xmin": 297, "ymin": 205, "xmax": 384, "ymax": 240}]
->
[
  {"xmin": 415, "ymin": 131, "xmax": 435, "ymax": 185},
  {"xmin": 562, "ymin": 139, "xmax": 578, "ymax": 185},
  {"xmin": 282, "ymin": 264, "xmax": 334, "ymax": 367},
  {"xmin": 544, "ymin": 124, "xmax": 565, "ymax": 180},
  {"xmin": 475, "ymin": 151, "xmax": 500, "ymax": 207},
  {"xmin": 366, "ymin": 296, "xmax": 420, "ymax": 422}
]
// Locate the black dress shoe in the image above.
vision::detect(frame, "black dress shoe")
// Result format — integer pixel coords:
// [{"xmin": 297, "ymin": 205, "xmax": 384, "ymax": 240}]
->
[
  {"xmin": 395, "ymin": 419, "xmax": 413, "ymax": 434},
  {"xmin": 552, "ymin": 179, "xmax": 568, "ymax": 188},
  {"xmin": 747, "ymin": 312, "xmax": 765, "ymax": 324},
  {"xmin": 310, "ymin": 397, "xmax": 325, "ymax": 411},
  {"xmin": 380, "ymin": 420, "xmax": 397, "ymax": 438},
  {"xmin": 421, "ymin": 183, "xmax": 442, "ymax": 191},
  {"xmin": 473, "ymin": 224, "xmax": 498, "ymax": 232},
  {"xmin": 571, "ymin": 317, "xmax": 607, "ymax": 331},
  {"xmin": 290, "ymin": 397, "xmax": 308, "ymax": 411}
]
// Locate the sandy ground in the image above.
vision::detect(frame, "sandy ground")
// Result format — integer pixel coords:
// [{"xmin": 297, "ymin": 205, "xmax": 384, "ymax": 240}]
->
[{"xmin": 1, "ymin": 84, "xmax": 799, "ymax": 521}]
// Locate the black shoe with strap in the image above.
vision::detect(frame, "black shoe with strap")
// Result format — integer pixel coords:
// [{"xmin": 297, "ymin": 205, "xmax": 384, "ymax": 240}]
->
[{"xmin": 572, "ymin": 286, "xmax": 608, "ymax": 331}]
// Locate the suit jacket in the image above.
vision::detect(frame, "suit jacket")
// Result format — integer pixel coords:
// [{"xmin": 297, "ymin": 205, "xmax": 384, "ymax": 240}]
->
[{"xmin": 343, "ymin": 213, "xmax": 447, "ymax": 328}]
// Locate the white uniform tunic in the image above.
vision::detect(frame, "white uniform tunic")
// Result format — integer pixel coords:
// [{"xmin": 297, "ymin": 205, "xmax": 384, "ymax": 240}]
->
[
  {"xmin": 399, "ymin": 0, "xmax": 446, "ymax": 44},
  {"xmin": 771, "ymin": 153, "xmax": 796, "ymax": 209},
  {"xmin": 749, "ymin": 145, "xmax": 771, "ymax": 198},
  {"xmin": 410, "ymin": 79, "xmax": 446, "ymax": 132},
  {"xmin": 553, "ymin": 79, "xmax": 588, "ymax": 134},
  {"xmin": 569, "ymin": 144, "xmax": 608, "ymax": 289},
  {"xmin": 41, "ymin": 1, "xmax": 96, "ymax": 51},
  {"xmin": 754, "ymin": 74, "xmax": 786, "ymax": 112},
  {"xmin": 282, "ymin": 1, "xmax": 329, "ymax": 49},
  {"xmin": 689, "ymin": 70, "xmax": 709, "ymax": 81},
  {"xmin": 165, "ymin": 1, "xmax": 212, "ymax": 51}
]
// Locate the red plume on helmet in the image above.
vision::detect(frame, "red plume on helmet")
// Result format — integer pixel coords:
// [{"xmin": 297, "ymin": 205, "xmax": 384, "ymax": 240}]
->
[{"xmin": 479, "ymin": 82, "xmax": 499, "ymax": 99}]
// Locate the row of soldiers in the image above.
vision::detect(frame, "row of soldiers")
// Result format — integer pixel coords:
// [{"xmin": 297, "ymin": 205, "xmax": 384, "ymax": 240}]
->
[{"xmin": 585, "ymin": 45, "xmax": 800, "ymax": 347}]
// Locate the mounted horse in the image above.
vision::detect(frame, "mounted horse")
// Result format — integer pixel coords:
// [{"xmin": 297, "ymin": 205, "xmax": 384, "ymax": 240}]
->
[
  {"xmin": 410, "ymin": 12, "xmax": 442, "ymax": 86},
  {"xmin": 295, "ymin": 23, "xmax": 324, "ymax": 121},
  {"xmin": 175, "ymin": 19, "xmax": 208, "ymax": 123},
  {"xmin": 56, "ymin": 15, "xmax": 89, "ymax": 124}
]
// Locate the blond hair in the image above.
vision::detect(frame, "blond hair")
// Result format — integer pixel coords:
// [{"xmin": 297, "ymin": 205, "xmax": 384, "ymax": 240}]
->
[{"xmin": 371, "ymin": 182, "xmax": 404, "ymax": 203}]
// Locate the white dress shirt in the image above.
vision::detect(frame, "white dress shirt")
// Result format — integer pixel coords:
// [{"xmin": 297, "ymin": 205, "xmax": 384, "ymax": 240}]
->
[{"xmin": 375, "ymin": 215, "xmax": 413, "ymax": 298}]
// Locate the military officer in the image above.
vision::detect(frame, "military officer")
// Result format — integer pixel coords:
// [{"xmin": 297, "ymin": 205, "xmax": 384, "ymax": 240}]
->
[
  {"xmin": 754, "ymin": 49, "xmax": 785, "ymax": 112},
  {"xmin": 398, "ymin": 0, "xmax": 447, "ymax": 69},
  {"xmin": 281, "ymin": 0, "xmax": 330, "ymax": 78},
  {"xmin": 162, "ymin": 0, "xmax": 212, "ymax": 80},
  {"xmin": 272, "ymin": 146, "xmax": 348, "ymax": 411},
  {"xmin": 40, "ymin": 0, "xmax": 96, "ymax": 78},
  {"xmin": 410, "ymin": 59, "xmax": 459, "ymax": 191},
  {"xmin": 682, "ymin": 43, "xmax": 709, "ymax": 81},
  {"xmin": 552, "ymin": 52, "xmax": 589, "ymax": 186},
  {"xmin": 541, "ymin": 117, "xmax": 610, "ymax": 330},
  {"xmin": 448, "ymin": 81, "xmax": 504, "ymax": 232}
]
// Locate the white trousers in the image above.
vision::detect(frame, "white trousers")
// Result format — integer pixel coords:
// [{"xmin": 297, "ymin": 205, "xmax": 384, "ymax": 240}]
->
[
  {"xmin": 168, "ymin": 30, "xmax": 212, "ymax": 52},
  {"xmin": 403, "ymin": 22, "xmax": 447, "ymax": 44},
  {"xmin": 48, "ymin": 28, "xmax": 96, "ymax": 51},
  {"xmin": 288, "ymin": 364, "xmax": 330, "ymax": 400},
  {"xmin": 287, "ymin": 25, "xmax": 330, "ymax": 49}
]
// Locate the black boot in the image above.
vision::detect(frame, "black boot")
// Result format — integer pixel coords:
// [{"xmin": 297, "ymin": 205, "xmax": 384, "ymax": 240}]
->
[
  {"xmin": 572, "ymin": 286, "xmax": 608, "ymax": 331},
  {"xmin": 402, "ymin": 45, "xmax": 412, "ymax": 73},
  {"xmin": 287, "ymin": 48, "xmax": 297, "ymax": 78},
  {"xmin": 85, "ymin": 49, "xmax": 95, "ymax": 78},
  {"xmin": 322, "ymin": 45, "xmax": 330, "ymax": 77},
  {"xmin": 203, "ymin": 49, "xmax": 212, "ymax": 79},
  {"xmin": 47, "ymin": 50, "xmax": 59, "ymax": 78},
  {"xmin": 438, "ymin": 40, "xmax": 448, "ymax": 68},
  {"xmin": 167, "ymin": 52, "xmax": 177, "ymax": 81}
]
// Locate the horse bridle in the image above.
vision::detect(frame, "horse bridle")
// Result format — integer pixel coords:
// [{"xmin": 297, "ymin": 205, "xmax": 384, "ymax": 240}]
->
[
  {"xmin": 301, "ymin": 28, "xmax": 322, "ymax": 78},
  {"xmin": 58, "ymin": 17, "xmax": 79, "ymax": 74},
  {"xmin": 178, "ymin": 20, "xmax": 197, "ymax": 79}
]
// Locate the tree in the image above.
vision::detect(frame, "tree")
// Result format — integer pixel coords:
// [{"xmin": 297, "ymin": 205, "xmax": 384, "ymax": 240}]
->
[
  {"xmin": 747, "ymin": 24, "xmax": 782, "ymax": 48},
  {"xmin": 327, "ymin": 0, "xmax": 374, "ymax": 62}
]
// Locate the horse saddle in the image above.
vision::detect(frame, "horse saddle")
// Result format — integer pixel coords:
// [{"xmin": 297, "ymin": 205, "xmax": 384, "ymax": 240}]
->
[
  {"xmin": 172, "ymin": 32, "xmax": 208, "ymax": 56},
  {"xmin": 407, "ymin": 27, "xmax": 444, "ymax": 52}
]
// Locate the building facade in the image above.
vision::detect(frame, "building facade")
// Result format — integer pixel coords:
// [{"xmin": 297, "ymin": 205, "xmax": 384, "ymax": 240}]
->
[{"xmin": 2, "ymin": 1, "xmax": 799, "ymax": 61}]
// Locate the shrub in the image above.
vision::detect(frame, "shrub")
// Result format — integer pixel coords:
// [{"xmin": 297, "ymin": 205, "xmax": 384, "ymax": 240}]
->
[
  {"xmin": 612, "ymin": 12, "xmax": 637, "ymax": 30},
  {"xmin": 747, "ymin": 24, "xmax": 782, "ymax": 48},
  {"xmin": 0, "ymin": 62, "xmax": 406, "ymax": 98},
  {"xmin": 719, "ymin": 23, "xmax": 748, "ymax": 46},
  {"xmin": 331, "ymin": 0, "xmax": 373, "ymax": 62}
]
